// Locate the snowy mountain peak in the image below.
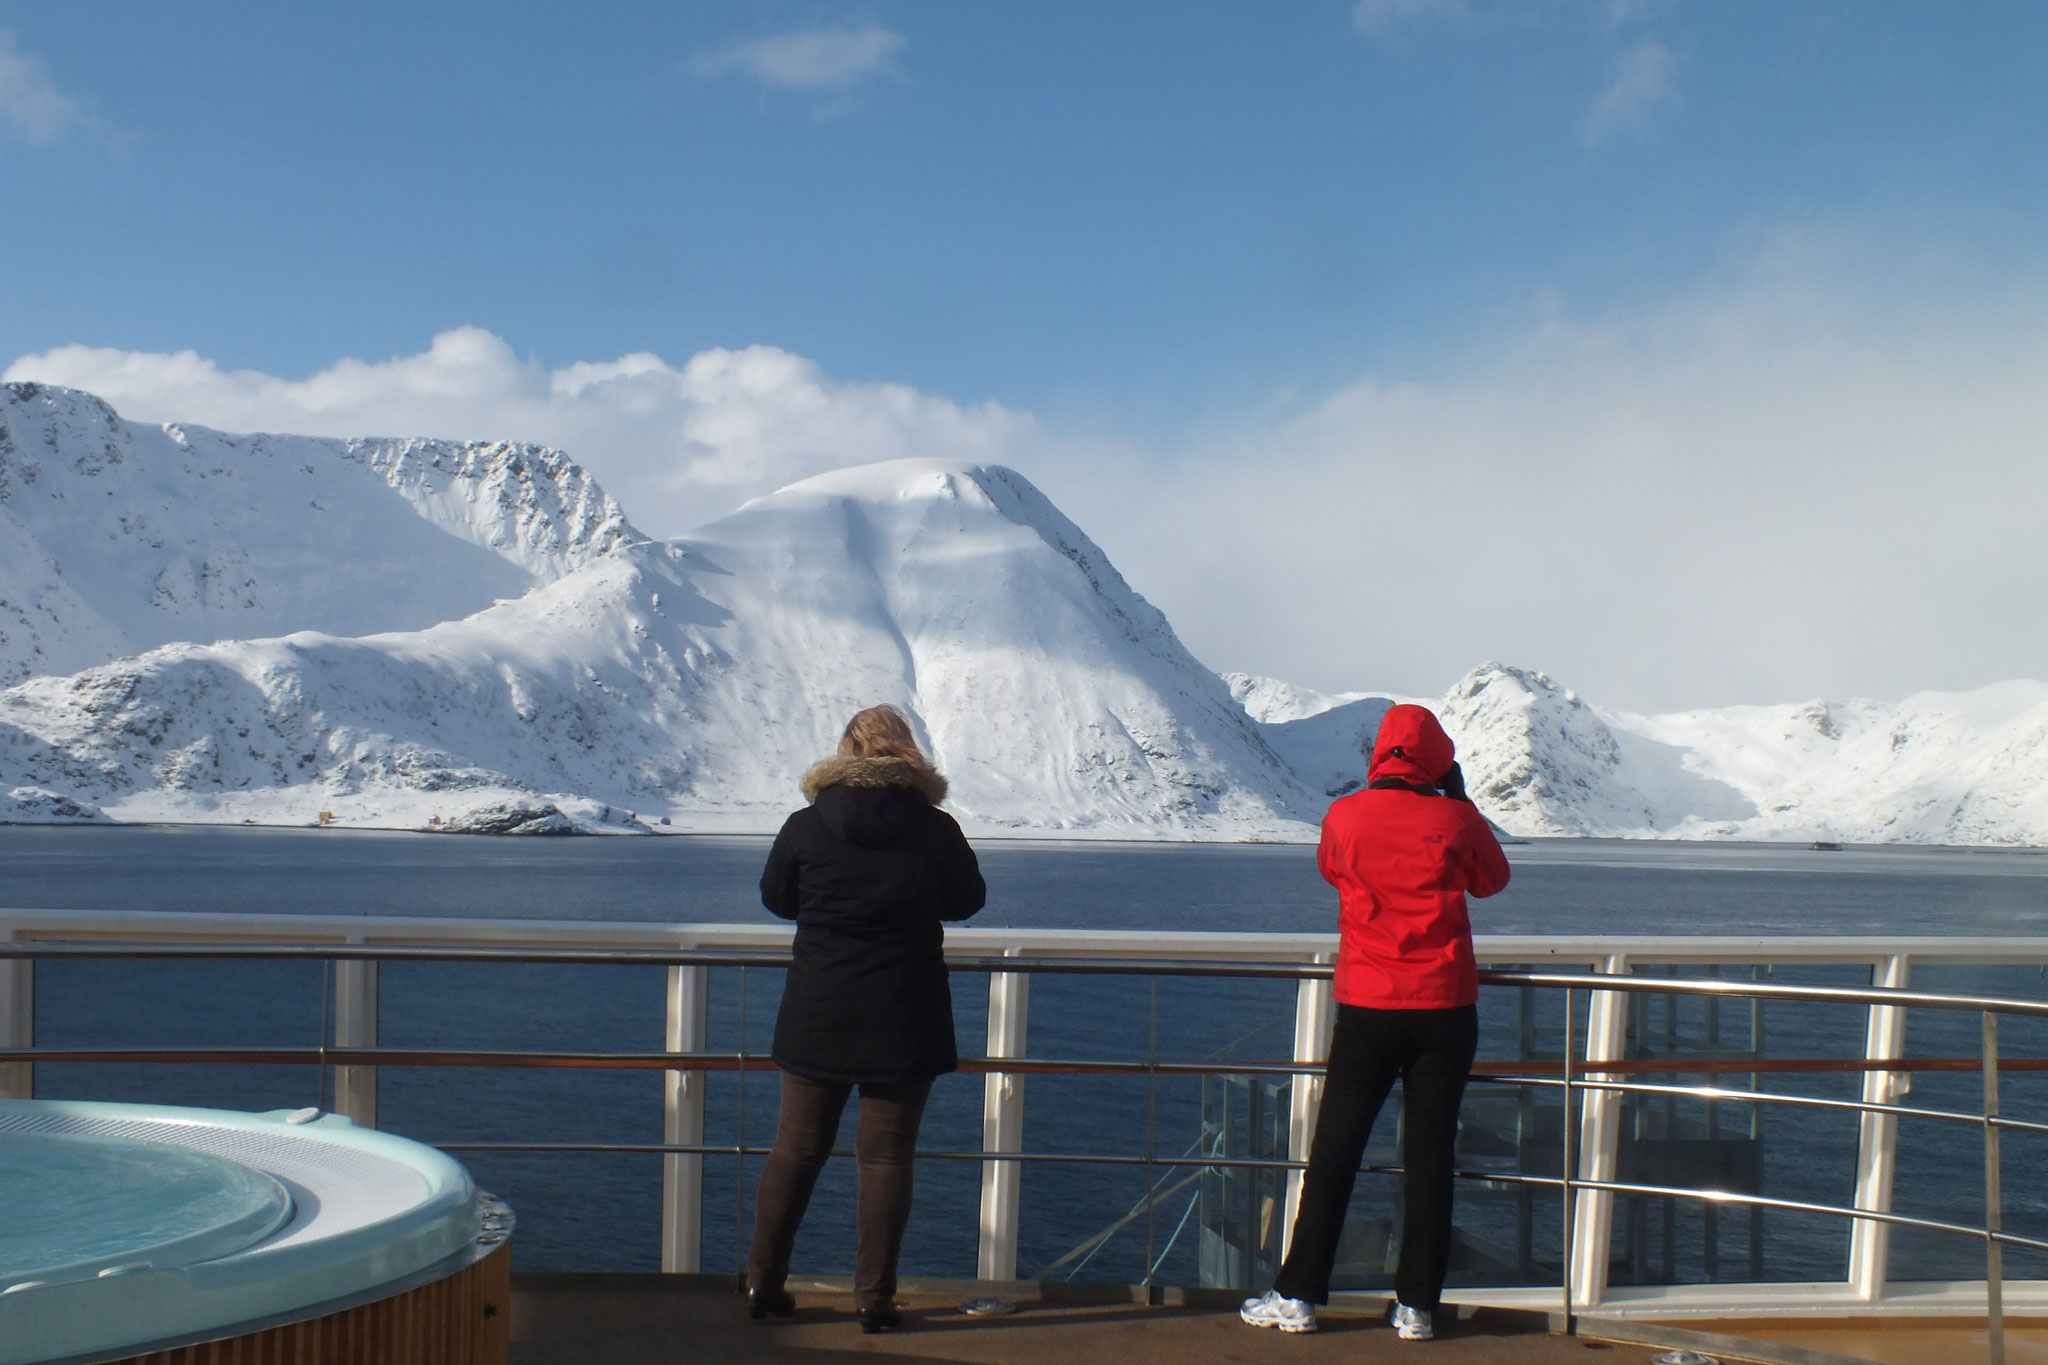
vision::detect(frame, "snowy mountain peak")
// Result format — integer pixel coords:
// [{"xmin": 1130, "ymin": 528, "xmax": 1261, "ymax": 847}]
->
[
  {"xmin": 0, "ymin": 383, "xmax": 644, "ymax": 686},
  {"xmin": 677, "ymin": 460, "xmax": 1305, "ymax": 827},
  {"xmin": 1224, "ymin": 672, "xmax": 1381, "ymax": 725},
  {"xmin": 1437, "ymin": 662, "xmax": 1646, "ymax": 835},
  {"xmin": 344, "ymin": 435, "xmax": 643, "ymax": 580}
]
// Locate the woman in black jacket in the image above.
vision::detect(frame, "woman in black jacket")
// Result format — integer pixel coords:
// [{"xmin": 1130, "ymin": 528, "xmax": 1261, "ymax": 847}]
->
[{"xmin": 745, "ymin": 705, "xmax": 985, "ymax": 1333}]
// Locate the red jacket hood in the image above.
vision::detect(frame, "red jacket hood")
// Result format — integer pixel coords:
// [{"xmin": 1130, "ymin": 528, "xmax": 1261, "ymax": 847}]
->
[{"xmin": 1369, "ymin": 704, "xmax": 1457, "ymax": 786}]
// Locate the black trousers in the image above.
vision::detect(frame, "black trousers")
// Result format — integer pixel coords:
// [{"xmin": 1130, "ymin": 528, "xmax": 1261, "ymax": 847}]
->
[
  {"xmin": 1273, "ymin": 1002, "xmax": 1478, "ymax": 1310},
  {"xmin": 746, "ymin": 1071, "xmax": 934, "ymax": 1310}
]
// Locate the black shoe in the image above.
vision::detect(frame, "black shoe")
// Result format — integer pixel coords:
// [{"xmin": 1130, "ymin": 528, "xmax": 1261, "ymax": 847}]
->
[
  {"xmin": 856, "ymin": 1304, "xmax": 903, "ymax": 1334},
  {"xmin": 747, "ymin": 1286, "xmax": 796, "ymax": 1321}
]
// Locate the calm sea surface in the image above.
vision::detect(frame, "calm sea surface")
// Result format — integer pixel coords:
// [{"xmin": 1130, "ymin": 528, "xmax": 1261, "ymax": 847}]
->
[
  {"xmin": 7, "ymin": 824, "xmax": 2048, "ymax": 935},
  {"xmin": 7, "ymin": 826, "xmax": 2048, "ymax": 1290}
]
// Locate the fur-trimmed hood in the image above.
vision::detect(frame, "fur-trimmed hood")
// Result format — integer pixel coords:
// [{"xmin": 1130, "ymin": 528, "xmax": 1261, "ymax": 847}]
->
[{"xmin": 801, "ymin": 754, "xmax": 949, "ymax": 806}]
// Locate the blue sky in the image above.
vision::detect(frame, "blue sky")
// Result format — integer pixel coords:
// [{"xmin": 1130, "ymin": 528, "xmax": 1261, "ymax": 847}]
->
[{"xmin": 4, "ymin": 2, "xmax": 2047, "ymax": 708}]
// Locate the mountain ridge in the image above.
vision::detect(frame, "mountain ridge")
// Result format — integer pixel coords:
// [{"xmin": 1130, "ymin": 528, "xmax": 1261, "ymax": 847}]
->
[
  {"xmin": 3, "ymin": 384, "xmax": 2044, "ymax": 845},
  {"xmin": 0, "ymin": 382, "xmax": 641, "ymax": 686}
]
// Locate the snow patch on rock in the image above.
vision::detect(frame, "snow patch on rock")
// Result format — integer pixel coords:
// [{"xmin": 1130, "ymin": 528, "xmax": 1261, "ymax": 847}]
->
[{"xmin": 2, "ymin": 785, "xmax": 107, "ymax": 823}]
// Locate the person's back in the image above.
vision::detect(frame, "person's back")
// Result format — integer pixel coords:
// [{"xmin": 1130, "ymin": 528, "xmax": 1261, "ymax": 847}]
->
[
  {"xmin": 1319, "ymin": 704, "xmax": 1509, "ymax": 1011},
  {"xmin": 765, "ymin": 753, "xmax": 983, "ymax": 1086}
]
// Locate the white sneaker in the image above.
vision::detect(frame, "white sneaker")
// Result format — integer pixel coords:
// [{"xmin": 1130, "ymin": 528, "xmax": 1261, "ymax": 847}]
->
[
  {"xmin": 1240, "ymin": 1289, "xmax": 1318, "ymax": 1333},
  {"xmin": 1391, "ymin": 1302, "xmax": 1434, "ymax": 1341}
]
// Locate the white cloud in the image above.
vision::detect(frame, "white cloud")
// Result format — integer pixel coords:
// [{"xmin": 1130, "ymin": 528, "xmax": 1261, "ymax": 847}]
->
[
  {"xmin": 0, "ymin": 29, "xmax": 89, "ymax": 142},
  {"xmin": 1584, "ymin": 37, "xmax": 1672, "ymax": 145},
  {"xmin": 1351, "ymin": 0, "xmax": 1469, "ymax": 37},
  {"xmin": 692, "ymin": 25, "xmax": 905, "ymax": 90},
  {"xmin": 3, "ymin": 328, "xmax": 1041, "ymax": 538}
]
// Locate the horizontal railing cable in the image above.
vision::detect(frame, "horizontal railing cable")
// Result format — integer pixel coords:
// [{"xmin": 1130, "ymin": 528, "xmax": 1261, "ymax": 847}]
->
[{"xmin": 15, "ymin": 1044, "xmax": 2048, "ymax": 1081}]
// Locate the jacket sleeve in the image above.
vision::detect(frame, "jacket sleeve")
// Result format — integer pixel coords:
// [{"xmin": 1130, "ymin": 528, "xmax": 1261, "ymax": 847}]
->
[
  {"xmin": 760, "ymin": 817, "xmax": 802, "ymax": 920},
  {"xmin": 932, "ymin": 812, "xmax": 987, "ymax": 921},
  {"xmin": 1315, "ymin": 806, "xmax": 1344, "ymax": 888},
  {"xmin": 1456, "ymin": 807, "xmax": 1512, "ymax": 899}
]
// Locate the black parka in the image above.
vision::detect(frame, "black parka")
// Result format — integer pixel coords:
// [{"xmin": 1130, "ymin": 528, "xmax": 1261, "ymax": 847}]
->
[{"xmin": 761, "ymin": 755, "xmax": 986, "ymax": 1086}]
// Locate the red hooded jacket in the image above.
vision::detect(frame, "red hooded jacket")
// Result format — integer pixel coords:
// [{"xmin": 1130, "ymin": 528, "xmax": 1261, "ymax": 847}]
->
[{"xmin": 1319, "ymin": 704, "xmax": 1511, "ymax": 1010}]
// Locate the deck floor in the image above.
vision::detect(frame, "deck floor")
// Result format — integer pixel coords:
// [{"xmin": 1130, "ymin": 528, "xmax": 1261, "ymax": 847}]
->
[
  {"xmin": 508, "ymin": 1278, "xmax": 2048, "ymax": 1365},
  {"xmin": 511, "ymin": 1281, "xmax": 1699, "ymax": 1365}
]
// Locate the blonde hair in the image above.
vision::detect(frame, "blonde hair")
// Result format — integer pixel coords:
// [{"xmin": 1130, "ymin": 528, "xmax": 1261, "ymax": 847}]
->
[{"xmin": 837, "ymin": 704, "xmax": 932, "ymax": 767}]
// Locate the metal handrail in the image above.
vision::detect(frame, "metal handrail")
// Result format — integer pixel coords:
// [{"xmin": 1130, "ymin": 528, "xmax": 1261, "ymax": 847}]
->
[{"xmin": 8, "ymin": 935, "xmax": 2048, "ymax": 1019}]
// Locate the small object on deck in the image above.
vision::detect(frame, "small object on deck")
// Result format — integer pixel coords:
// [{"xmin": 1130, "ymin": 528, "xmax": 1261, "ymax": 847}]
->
[
  {"xmin": 1652, "ymin": 1352, "xmax": 1719, "ymax": 1365},
  {"xmin": 959, "ymin": 1296, "xmax": 1016, "ymax": 1316}
]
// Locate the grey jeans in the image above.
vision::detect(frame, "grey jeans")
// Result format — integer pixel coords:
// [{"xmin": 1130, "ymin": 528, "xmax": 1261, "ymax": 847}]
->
[{"xmin": 746, "ymin": 1071, "xmax": 935, "ymax": 1310}]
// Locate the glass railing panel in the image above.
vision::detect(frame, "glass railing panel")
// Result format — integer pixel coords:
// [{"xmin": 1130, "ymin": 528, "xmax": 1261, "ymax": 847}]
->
[
  {"xmin": 31, "ymin": 955, "xmax": 326, "ymax": 1113},
  {"xmin": 1017, "ymin": 971, "xmax": 1303, "ymax": 1286},
  {"xmin": 1598, "ymin": 962, "xmax": 1870, "ymax": 1286},
  {"xmin": 1297, "ymin": 971, "xmax": 1579, "ymax": 1293},
  {"xmin": 373, "ymin": 959, "xmax": 670, "ymax": 1270},
  {"xmin": 1886, "ymin": 962, "xmax": 2048, "ymax": 1282}
]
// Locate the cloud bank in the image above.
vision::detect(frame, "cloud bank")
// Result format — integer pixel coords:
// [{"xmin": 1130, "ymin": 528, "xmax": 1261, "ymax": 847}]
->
[
  {"xmin": 11, "ymin": 244, "xmax": 2047, "ymax": 714},
  {"xmin": 5, "ymin": 328, "xmax": 1041, "ymax": 536},
  {"xmin": 1078, "ymin": 239, "xmax": 2048, "ymax": 711}
]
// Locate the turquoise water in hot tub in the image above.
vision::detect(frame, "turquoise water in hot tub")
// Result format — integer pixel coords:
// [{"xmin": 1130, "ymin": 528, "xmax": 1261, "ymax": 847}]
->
[
  {"xmin": 0, "ymin": 1132, "xmax": 292, "ymax": 1282},
  {"xmin": 0, "ymin": 1100, "xmax": 481, "ymax": 1365}
]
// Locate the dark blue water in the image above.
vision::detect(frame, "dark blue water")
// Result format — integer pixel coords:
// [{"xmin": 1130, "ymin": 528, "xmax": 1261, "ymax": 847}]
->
[
  {"xmin": 8, "ymin": 824, "xmax": 2048, "ymax": 935},
  {"xmin": 8, "ymin": 827, "xmax": 2048, "ymax": 1291}
]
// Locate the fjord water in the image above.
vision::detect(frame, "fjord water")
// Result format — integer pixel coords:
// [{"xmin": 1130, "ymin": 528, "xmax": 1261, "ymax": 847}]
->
[{"xmin": 12, "ymin": 827, "xmax": 2048, "ymax": 1288}]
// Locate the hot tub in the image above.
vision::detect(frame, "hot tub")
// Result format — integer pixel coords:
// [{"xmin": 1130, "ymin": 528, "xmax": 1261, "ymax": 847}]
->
[{"xmin": 0, "ymin": 1099, "xmax": 508, "ymax": 1365}]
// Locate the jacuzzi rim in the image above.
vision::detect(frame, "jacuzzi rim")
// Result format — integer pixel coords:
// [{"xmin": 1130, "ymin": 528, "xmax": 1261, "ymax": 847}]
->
[
  {"xmin": 0, "ymin": 1100, "xmax": 488, "ymax": 1365},
  {"xmin": 0, "ymin": 1098, "xmax": 474, "ymax": 1196}
]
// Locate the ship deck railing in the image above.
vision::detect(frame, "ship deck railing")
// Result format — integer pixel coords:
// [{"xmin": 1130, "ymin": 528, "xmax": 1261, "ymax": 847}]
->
[{"xmin": 3, "ymin": 915, "xmax": 2045, "ymax": 1364}]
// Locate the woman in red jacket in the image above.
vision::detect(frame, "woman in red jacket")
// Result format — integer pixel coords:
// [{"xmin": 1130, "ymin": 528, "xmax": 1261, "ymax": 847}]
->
[{"xmin": 1242, "ymin": 703, "xmax": 1510, "ymax": 1339}]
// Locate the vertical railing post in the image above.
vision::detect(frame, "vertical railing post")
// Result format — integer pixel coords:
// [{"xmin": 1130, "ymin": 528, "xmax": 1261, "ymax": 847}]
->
[
  {"xmin": 1560, "ymin": 987, "xmax": 1575, "ymax": 1335},
  {"xmin": 331, "ymin": 945, "xmax": 377, "ymax": 1127},
  {"xmin": 663, "ymin": 963, "xmax": 709, "ymax": 1273},
  {"xmin": 977, "ymin": 950, "xmax": 1030, "ymax": 1282},
  {"xmin": 1280, "ymin": 953, "xmax": 1336, "ymax": 1261},
  {"xmin": 1985, "ymin": 1011, "xmax": 2005, "ymax": 1365},
  {"xmin": 1849, "ymin": 954, "xmax": 1910, "ymax": 1300},
  {"xmin": 0, "ymin": 931, "xmax": 30, "ymax": 1100},
  {"xmin": 1569, "ymin": 954, "xmax": 1631, "ymax": 1312}
]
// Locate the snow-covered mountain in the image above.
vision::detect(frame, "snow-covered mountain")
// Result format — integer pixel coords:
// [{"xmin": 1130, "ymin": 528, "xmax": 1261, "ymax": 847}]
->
[
  {"xmin": 1254, "ymin": 661, "xmax": 2048, "ymax": 846},
  {"xmin": 6, "ymin": 382, "xmax": 2046, "ymax": 845},
  {"xmin": 0, "ymin": 383, "xmax": 640, "ymax": 686},
  {"xmin": 1222, "ymin": 672, "xmax": 1382, "ymax": 725},
  {"xmin": 0, "ymin": 456, "xmax": 1314, "ymax": 836}
]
